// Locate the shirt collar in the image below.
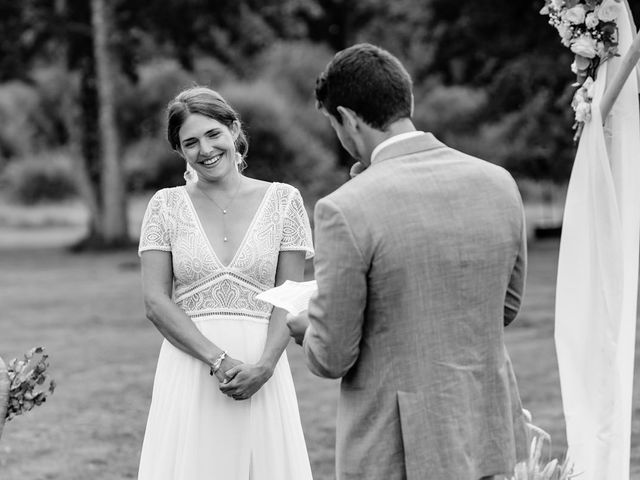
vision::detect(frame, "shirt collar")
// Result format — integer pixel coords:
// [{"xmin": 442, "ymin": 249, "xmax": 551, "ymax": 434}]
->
[{"xmin": 370, "ymin": 131, "xmax": 425, "ymax": 165}]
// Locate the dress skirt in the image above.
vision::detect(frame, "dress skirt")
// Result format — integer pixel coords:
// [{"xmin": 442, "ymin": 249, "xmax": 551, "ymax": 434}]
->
[{"xmin": 137, "ymin": 315, "xmax": 313, "ymax": 480}]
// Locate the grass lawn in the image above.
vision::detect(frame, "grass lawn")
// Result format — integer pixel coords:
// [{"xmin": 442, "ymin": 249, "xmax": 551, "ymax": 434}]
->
[{"xmin": 0, "ymin": 206, "xmax": 639, "ymax": 478}]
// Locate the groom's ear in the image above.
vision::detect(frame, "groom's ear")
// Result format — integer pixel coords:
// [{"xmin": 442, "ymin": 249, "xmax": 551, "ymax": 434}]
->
[{"xmin": 337, "ymin": 106, "xmax": 359, "ymax": 132}]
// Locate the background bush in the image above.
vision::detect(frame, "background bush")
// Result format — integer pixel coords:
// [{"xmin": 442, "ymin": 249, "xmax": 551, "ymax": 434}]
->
[
  {"xmin": 123, "ymin": 137, "xmax": 185, "ymax": 192},
  {"xmin": 2, "ymin": 151, "xmax": 78, "ymax": 204},
  {"xmin": 223, "ymin": 80, "xmax": 344, "ymax": 204},
  {"xmin": 0, "ymin": 82, "xmax": 47, "ymax": 159},
  {"xmin": 254, "ymin": 41, "xmax": 336, "ymax": 148}
]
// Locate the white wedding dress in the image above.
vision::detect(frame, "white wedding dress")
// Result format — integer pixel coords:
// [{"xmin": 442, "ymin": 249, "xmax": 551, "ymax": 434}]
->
[{"xmin": 137, "ymin": 182, "xmax": 314, "ymax": 480}]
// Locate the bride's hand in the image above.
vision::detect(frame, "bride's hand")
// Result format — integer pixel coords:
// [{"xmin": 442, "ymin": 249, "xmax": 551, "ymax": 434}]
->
[
  {"xmin": 212, "ymin": 355, "xmax": 242, "ymax": 384},
  {"xmin": 218, "ymin": 363, "xmax": 272, "ymax": 401}
]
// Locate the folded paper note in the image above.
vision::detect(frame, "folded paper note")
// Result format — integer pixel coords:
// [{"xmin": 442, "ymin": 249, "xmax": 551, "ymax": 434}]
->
[{"xmin": 256, "ymin": 280, "xmax": 317, "ymax": 315}]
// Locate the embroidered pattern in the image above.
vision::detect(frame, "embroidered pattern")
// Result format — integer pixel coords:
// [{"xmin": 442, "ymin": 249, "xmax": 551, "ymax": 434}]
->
[{"xmin": 139, "ymin": 183, "xmax": 313, "ymax": 322}]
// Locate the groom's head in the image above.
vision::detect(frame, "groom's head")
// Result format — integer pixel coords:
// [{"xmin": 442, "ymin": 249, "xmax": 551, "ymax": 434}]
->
[{"xmin": 315, "ymin": 43, "xmax": 414, "ymax": 162}]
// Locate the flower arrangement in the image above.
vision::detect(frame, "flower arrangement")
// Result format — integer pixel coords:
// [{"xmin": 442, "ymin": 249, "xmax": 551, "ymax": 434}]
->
[
  {"xmin": 540, "ymin": 0, "xmax": 622, "ymax": 140},
  {"xmin": 509, "ymin": 410, "xmax": 576, "ymax": 480},
  {"xmin": 511, "ymin": 437, "xmax": 576, "ymax": 480},
  {"xmin": 1, "ymin": 347, "xmax": 55, "ymax": 425}
]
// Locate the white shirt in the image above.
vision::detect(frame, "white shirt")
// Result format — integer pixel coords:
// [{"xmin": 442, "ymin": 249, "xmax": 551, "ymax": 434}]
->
[{"xmin": 370, "ymin": 131, "xmax": 424, "ymax": 165}]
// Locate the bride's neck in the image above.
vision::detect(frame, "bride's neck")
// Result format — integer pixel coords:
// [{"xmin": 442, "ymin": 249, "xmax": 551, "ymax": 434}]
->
[{"xmin": 198, "ymin": 172, "xmax": 244, "ymax": 194}]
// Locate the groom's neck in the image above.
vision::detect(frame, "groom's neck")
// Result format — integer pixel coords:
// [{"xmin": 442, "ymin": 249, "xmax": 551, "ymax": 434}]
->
[{"xmin": 363, "ymin": 118, "xmax": 417, "ymax": 162}]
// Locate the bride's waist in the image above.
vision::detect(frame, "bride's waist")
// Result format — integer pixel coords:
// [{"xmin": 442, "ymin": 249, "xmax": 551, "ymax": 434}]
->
[{"xmin": 185, "ymin": 308, "xmax": 270, "ymax": 325}]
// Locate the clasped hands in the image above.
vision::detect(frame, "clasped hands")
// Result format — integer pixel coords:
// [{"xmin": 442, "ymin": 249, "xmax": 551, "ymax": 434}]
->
[
  {"xmin": 211, "ymin": 309, "xmax": 312, "ymax": 401},
  {"xmin": 213, "ymin": 355, "xmax": 272, "ymax": 401}
]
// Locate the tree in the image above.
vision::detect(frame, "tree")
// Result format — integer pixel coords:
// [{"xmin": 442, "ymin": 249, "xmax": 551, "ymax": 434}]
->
[
  {"xmin": 51, "ymin": 0, "xmax": 131, "ymax": 249},
  {"xmin": 89, "ymin": 0, "xmax": 128, "ymax": 247},
  {"xmin": 1, "ymin": 0, "xmax": 313, "ymax": 249}
]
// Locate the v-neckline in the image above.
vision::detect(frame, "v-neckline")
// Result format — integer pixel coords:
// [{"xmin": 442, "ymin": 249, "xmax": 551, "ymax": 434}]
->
[{"xmin": 182, "ymin": 183, "xmax": 274, "ymax": 269}]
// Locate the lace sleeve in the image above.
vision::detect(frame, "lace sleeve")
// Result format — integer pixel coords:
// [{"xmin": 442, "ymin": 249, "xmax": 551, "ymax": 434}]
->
[
  {"xmin": 138, "ymin": 190, "xmax": 172, "ymax": 256},
  {"xmin": 281, "ymin": 187, "xmax": 314, "ymax": 259}
]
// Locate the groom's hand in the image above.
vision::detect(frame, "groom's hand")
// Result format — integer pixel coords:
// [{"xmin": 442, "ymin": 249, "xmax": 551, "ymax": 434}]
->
[{"xmin": 286, "ymin": 311, "xmax": 310, "ymax": 346}]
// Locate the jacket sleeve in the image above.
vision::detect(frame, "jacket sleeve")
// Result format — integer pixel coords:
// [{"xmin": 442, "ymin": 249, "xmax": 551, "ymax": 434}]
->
[
  {"xmin": 303, "ymin": 197, "xmax": 368, "ymax": 378},
  {"xmin": 504, "ymin": 205, "xmax": 527, "ymax": 327}
]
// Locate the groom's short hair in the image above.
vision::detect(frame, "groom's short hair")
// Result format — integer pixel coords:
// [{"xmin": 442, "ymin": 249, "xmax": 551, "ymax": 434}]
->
[{"xmin": 315, "ymin": 43, "xmax": 413, "ymax": 130}]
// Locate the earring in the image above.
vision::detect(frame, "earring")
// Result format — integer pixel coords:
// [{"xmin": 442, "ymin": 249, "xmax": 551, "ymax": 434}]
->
[{"xmin": 184, "ymin": 162, "xmax": 197, "ymax": 183}]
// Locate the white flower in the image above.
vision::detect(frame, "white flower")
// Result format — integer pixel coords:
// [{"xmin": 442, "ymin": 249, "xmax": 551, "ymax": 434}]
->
[
  {"xmin": 585, "ymin": 12, "xmax": 599, "ymax": 29},
  {"xmin": 564, "ymin": 4, "xmax": 587, "ymax": 24},
  {"xmin": 571, "ymin": 35, "xmax": 598, "ymax": 58},
  {"xmin": 572, "ymin": 87, "xmax": 587, "ymax": 106},
  {"xmin": 552, "ymin": 0, "xmax": 565, "ymax": 9},
  {"xmin": 571, "ymin": 60, "xmax": 578, "ymax": 74},
  {"xmin": 596, "ymin": 0, "xmax": 621, "ymax": 22},
  {"xmin": 583, "ymin": 77, "xmax": 596, "ymax": 98},
  {"xmin": 575, "ymin": 101, "xmax": 591, "ymax": 123},
  {"xmin": 558, "ymin": 23, "xmax": 574, "ymax": 45},
  {"xmin": 572, "ymin": 83, "xmax": 594, "ymax": 124}
]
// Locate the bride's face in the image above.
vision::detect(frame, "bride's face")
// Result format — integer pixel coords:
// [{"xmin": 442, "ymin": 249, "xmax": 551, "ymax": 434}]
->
[{"xmin": 178, "ymin": 113, "xmax": 239, "ymax": 182}]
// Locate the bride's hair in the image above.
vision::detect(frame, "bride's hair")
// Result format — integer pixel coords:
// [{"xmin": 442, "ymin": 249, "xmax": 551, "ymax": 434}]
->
[{"xmin": 167, "ymin": 86, "xmax": 249, "ymax": 170}]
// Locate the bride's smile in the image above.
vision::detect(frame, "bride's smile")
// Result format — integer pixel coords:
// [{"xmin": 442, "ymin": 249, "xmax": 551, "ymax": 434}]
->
[{"xmin": 200, "ymin": 152, "xmax": 224, "ymax": 168}]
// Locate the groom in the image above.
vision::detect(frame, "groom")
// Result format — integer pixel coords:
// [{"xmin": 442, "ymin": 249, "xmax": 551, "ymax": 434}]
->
[{"xmin": 287, "ymin": 43, "xmax": 529, "ymax": 480}]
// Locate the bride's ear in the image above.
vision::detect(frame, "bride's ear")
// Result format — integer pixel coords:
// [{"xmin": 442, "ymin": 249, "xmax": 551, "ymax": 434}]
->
[{"xmin": 230, "ymin": 121, "xmax": 240, "ymax": 140}]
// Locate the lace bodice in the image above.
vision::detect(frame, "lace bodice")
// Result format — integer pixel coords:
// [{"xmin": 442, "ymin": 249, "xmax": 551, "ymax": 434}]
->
[{"xmin": 139, "ymin": 183, "xmax": 314, "ymax": 322}]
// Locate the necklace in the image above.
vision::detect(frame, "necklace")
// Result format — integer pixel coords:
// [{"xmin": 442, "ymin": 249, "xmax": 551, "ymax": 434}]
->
[{"xmin": 196, "ymin": 179, "xmax": 242, "ymax": 242}]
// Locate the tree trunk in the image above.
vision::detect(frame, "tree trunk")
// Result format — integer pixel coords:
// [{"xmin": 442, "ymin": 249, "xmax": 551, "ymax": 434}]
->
[
  {"xmin": 55, "ymin": 0, "xmax": 101, "ymax": 246},
  {"xmin": 90, "ymin": 0, "xmax": 129, "ymax": 248},
  {"xmin": 57, "ymin": 0, "xmax": 131, "ymax": 250}
]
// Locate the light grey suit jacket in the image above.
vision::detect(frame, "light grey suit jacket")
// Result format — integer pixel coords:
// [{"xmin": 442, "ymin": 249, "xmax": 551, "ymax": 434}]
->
[{"xmin": 303, "ymin": 133, "xmax": 529, "ymax": 480}]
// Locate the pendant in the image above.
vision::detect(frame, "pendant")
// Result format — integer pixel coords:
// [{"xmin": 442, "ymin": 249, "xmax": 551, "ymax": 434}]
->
[
  {"xmin": 222, "ymin": 209, "xmax": 227, "ymax": 214},
  {"xmin": 223, "ymin": 236, "xmax": 228, "ymax": 242}
]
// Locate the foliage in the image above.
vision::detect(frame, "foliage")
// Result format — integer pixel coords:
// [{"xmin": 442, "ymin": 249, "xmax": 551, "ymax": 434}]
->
[
  {"xmin": 512, "ymin": 436, "xmax": 575, "ymax": 480},
  {"xmin": 223, "ymin": 80, "xmax": 344, "ymax": 203},
  {"xmin": 117, "ymin": 58, "xmax": 237, "ymax": 146},
  {"xmin": 254, "ymin": 41, "xmax": 336, "ymax": 147},
  {"xmin": 2, "ymin": 151, "xmax": 79, "ymax": 204},
  {"xmin": 5, "ymin": 347, "xmax": 55, "ymax": 422},
  {"xmin": 123, "ymin": 0, "xmax": 315, "ymax": 73},
  {"xmin": 507, "ymin": 413, "xmax": 576, "ymax": 480},
  {"xmin": 0, "ymin": 66, "xmax": 76, "ymax": 159},
  {"xmin": 124, "ymin": 137, "xmax": 184, "ymax": 192},
  {"xmin": 0, "ymin": 81, "xmax": 56, "ymax": 159},
  {"xmin": 295, "ymin": 0, "xmax": 590, "ymax": 182},
  {"xmin": 413, "ymin": 83, "xmax": 488, "ymax": 135},
  {"xmin": 2, "ymin": 0, "xmax": 640, "ymax": 197}
]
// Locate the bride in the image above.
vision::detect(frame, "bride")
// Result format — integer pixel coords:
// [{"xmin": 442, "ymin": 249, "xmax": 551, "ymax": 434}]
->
[{"xmin": 137, "ymin": 86, "xmax": 314, "ymax": 480}]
